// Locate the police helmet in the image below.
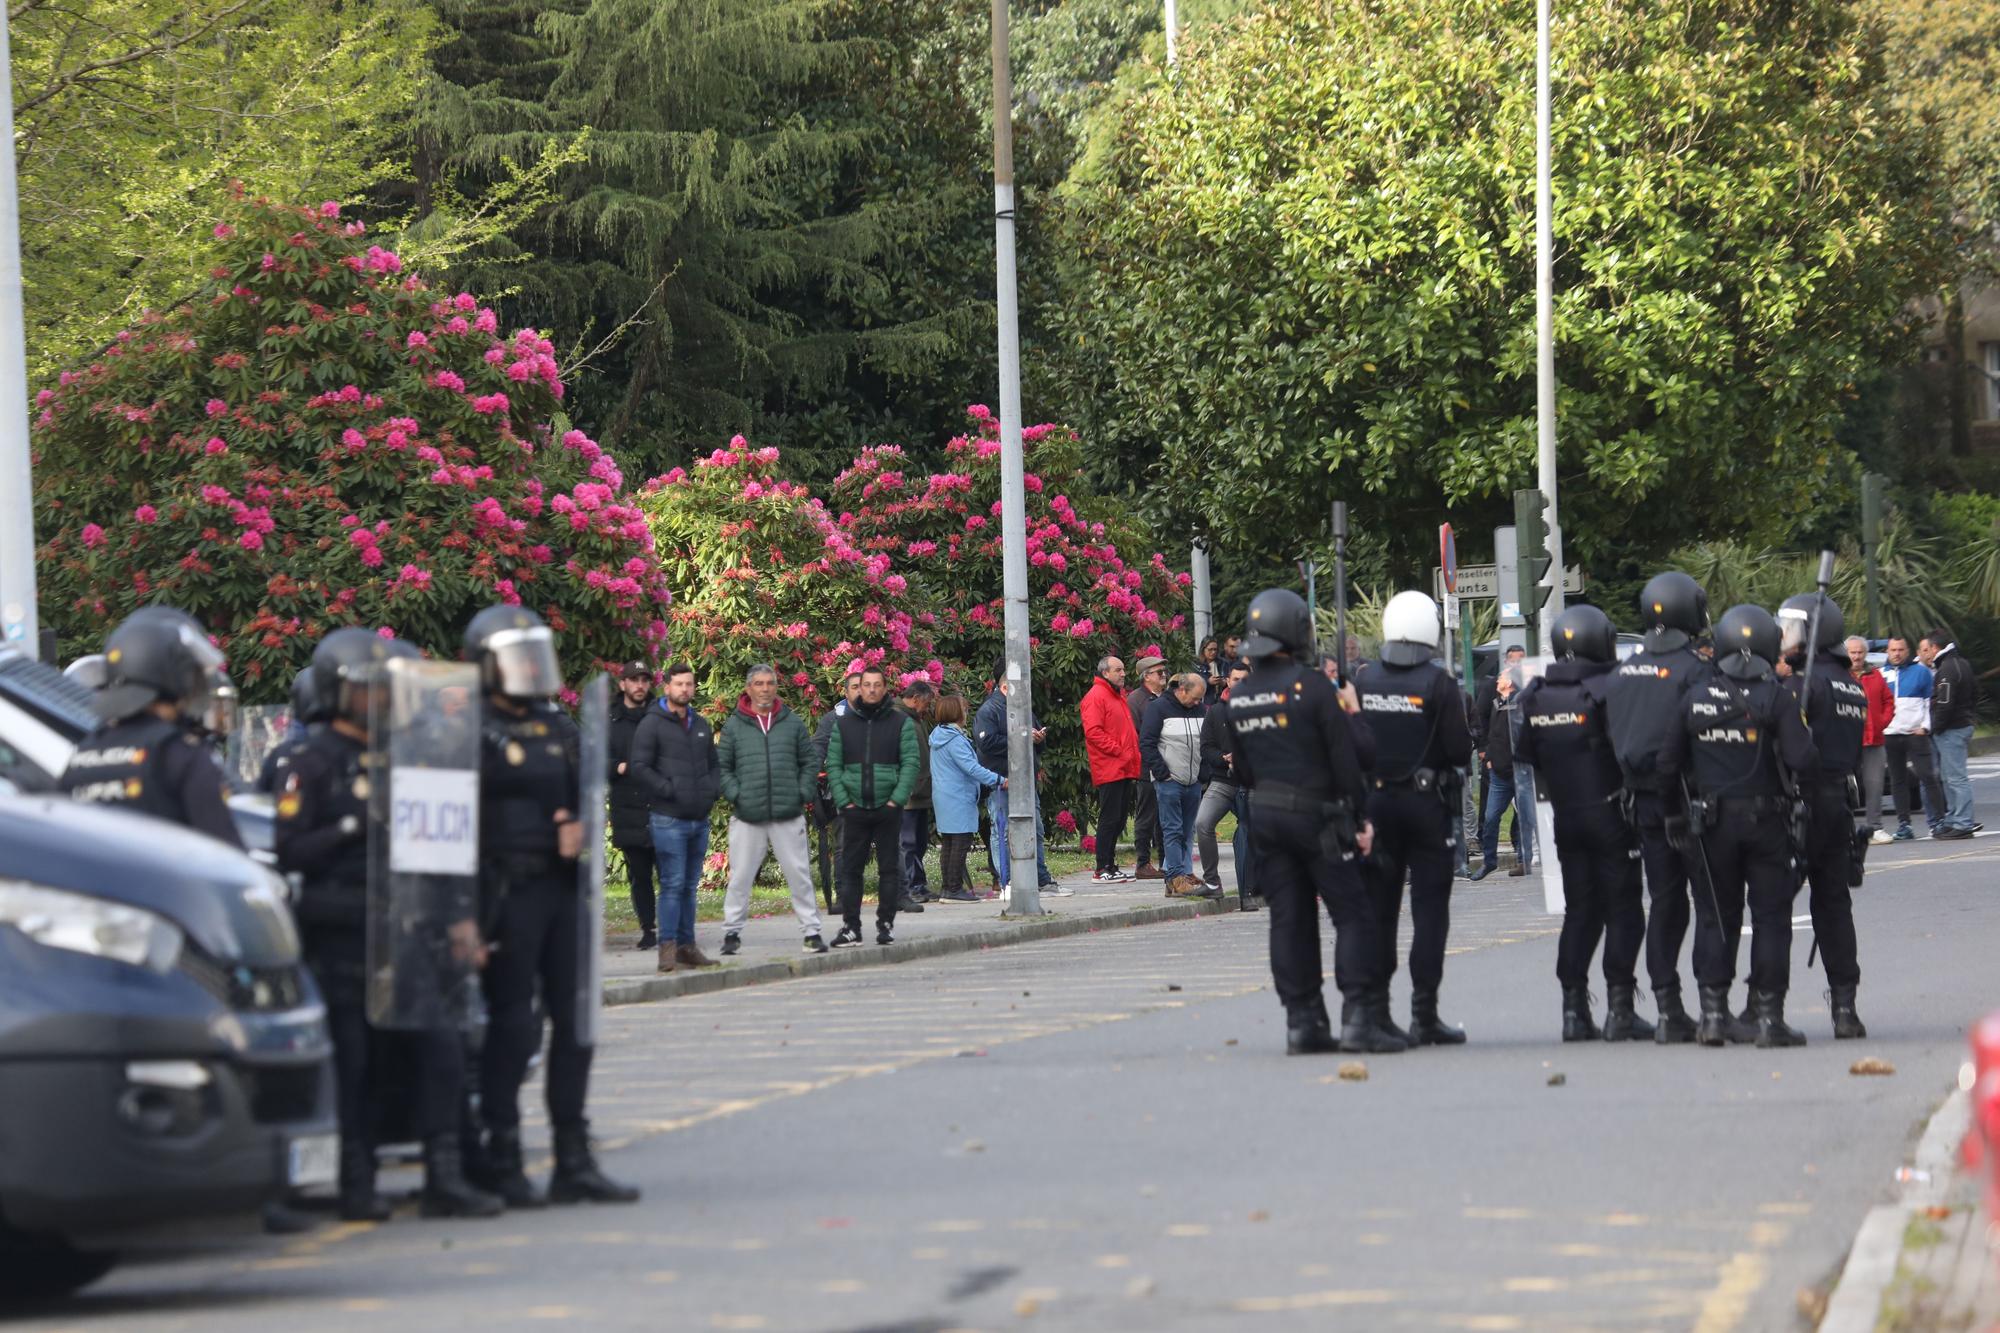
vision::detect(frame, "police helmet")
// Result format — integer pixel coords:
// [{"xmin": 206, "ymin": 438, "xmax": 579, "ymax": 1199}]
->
[
  {"xmin": 1638, "ymin": 571, "xmax": 1707, "ymax": 651},
  {"xmin": 1552, "ymin": 604, "xmax": 1617, "ymax": 664},
  {"xmin": 96, "ymin": 606, "xmax": 233, "ymax": 725},
  {"xmin": 311, "ymin": 628, "xmax": 418, "ymax": 726},
  {"xmin": 1713, "ymin": 604, "xmax": 1780, "ymax": 681},
  {"xmin": 63, "ymin": 654, "xmax": 108, "ymax": 691},
  {"xmin": 1239, "ymin": 588, "xmax": 1313, "ymax": 658},
  {"xmin": 1378, "ymin": 590, "xmax": 1441, "ymax": 667},
  {"xmin": 289, "ymin": 665, "xmax": 325, "ymax": 726},
  {"xmin": 464, "ymin": 604, "xmax": 563, "ymax": 699},
  {"xmin": 1776, "ymin": 591, "xmax": 1844, "ymax": 662}
]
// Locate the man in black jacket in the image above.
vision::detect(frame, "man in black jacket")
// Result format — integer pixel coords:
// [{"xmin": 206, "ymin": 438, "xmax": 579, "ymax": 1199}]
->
[
  {"xmin": 973, "ymin": 671, "xmax": 1060, "ymax": 895},
  {"xmin": 1126, "ymin": 655, "xmax": 1169, "ymax": 879},
  {"xmin": 607, "ymin": 663, "xmax": 659, "ymax": 950},
  {"xmin": 1925, "ymin": 628, "xmax": 1980, "ymax": 839},
  {"xmin": 630, "ymin": 663, "xmax": 721, "ymax": 973}
]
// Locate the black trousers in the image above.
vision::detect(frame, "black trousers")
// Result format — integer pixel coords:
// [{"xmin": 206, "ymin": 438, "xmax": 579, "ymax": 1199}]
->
[
  {"xmin": 1254, "ymin": 807, "xmax": 1378, "ymax": 1016},
  {"xmin": 1885, "ymin": 733, "xmax": 1944, "ymax": 825},
  {"xmin": 837, "ymin": 804, "xmax": 902, "ymax": 931},
  {"xmin": 329, "ymin": 1002, "xmax": 464, "ymax": 1147},
  {"xmin": 1795, "ymin": 783, "xmax": 1860, "ymax": 989},
  {"xmin": 481, "ymin": 872, "xmax": 591, "ymax": 1133},
  {"xmin": 1094, "ymin": 779, "xmax": 1132, "ymax": 871},
  {"xmin": 1550, "ymin": 800, "xmax": 1645, "ymax": 990},
  {"xmin": 939, "ymin": 832, "xmax": 976, "ymax": 897},
  {"xmin": 1631, "ymin": 791, "xmax": 1693, "ymax": 993},
  {"xmin": 1366, "ymin": 786, "xmax": 1455, "ymax": 993},
  {"xmin": 1132, "ymin": 777, "xmax": 1159, "ymax": 867},
  {"xmin": 617, "ymin": 842, "xmax": 657, "ymax": 933},
  {"xmin": 1691, "ymin": 799, "xmax": 1798, "ymax": 992}
]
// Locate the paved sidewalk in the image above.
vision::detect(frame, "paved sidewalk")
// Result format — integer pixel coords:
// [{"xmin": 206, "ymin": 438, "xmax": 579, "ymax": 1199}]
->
[
  {"xmin": 598, "ymin": 857, "xmax": 1243, "ymax": 1006},
  {"xmin": 1821, "ymin": 1086, "xmax": 2000, "ymax": 1332}
]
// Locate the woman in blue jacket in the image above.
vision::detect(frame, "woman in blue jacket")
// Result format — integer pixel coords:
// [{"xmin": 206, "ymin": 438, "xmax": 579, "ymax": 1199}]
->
[{"xmin": 929, "ymin": 695, "xmax": 1004, "ymax": 902}]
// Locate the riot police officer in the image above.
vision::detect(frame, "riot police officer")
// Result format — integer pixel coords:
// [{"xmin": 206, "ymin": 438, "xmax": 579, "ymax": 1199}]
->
[
  {"xmin": 1222, "ymin": 589, "xmax": 1401, "ymax": 1055},
  {"xmin": 468, "ymin": 605, "xmax": 639, "ymax": 1207},
  {"xmin": 1602, "ymin": 571, "xmax": 1710, "ymax": 1043},
  {"xmin": 1515, "ymin": 605, "xmax": 1652, "ymax": 1042},
  {"xmin": 1659, "ymin": 606, "xmax": 1818, "ymax": 1048},
  {"xmin": 59, "ymin": 607, "xmax": 242, "ymax": 848},
  {"xmin": 1776, "ymin": 592, "xmax": 1868, "ymax": 1039},
  {"xmin": 274, "ymin": 628, "xmax": 503, "ymax": 1222},
  {"xmin": 1353, "ymin": 591, "xmax": 1474, "ymax": 1045},
  {"xmin": 255, "ymin": 666, "xmax": 324, "ymax": 794}
]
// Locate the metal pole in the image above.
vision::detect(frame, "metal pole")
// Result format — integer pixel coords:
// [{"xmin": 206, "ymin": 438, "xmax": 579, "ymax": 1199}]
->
[
  {"xmin": 1332, "ymin": 502, "xmax": 1348, "ymax": 680},
  {"xmin": 1861, "ymin": 472, "xmax": 1885, "ymax": 639},
  {"xmin": 1304, "ymin": 560, "xmax": 1316, "ymax": 637},
  {"xmin": 0, "ymin": 13, "xmax": 39, "ymax": 659},
  {"xmin": 1190, "ymin": 541, "xmax": 1211, "ymax": 659},
  {"xmin": 992, "ymin": 0, "xmax": 1042, "ymax": 916},
  {"xmin": 1164, "ymin": 0, "xmax": 1179, "ymax": 68},
  {"xmin": 1534, "ymin": 0, "xmax": 1564, "ymax": 650}
]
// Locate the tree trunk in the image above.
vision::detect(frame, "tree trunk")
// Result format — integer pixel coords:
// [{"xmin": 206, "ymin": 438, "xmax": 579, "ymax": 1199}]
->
[{"xmin": 1947, "ymin": 285, "xmax": 1973, "ymax": 457}]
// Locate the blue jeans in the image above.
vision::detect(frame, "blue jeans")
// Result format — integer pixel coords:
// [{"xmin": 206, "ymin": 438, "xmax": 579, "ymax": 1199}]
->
[
  {"xmin": 1480, "ymin": 765, "xmax": 1537, "ymax": 868},
  {"xmin": 1934, "ymin": 726, "xmax": 1975, "ymax": 831},
  {"xmin": 1155, "ymin": 778, "xmax": 1204, "ymax": 880},
  {"xmin": 987, "ymin": 786, "xmax": 1052, "ymax": 887},
  {"xmin": 1232, "ymin": 784, "xmax": 1255, "ymax": 895},
  {"xmin": 649, "ymin": 814, "xmax": 709, "ymax": 946}
]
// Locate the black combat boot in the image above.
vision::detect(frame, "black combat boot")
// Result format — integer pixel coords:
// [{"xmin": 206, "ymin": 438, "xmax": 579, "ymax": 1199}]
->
[
  {"xmin": 548, "ymin": 1124, "xmax": 641, "ymax": 1204},
  {"xmin": 477, "ymin": 1126, "xmax": 546, "ymax": 1209},
  {"xmin": 1285, "ymin": 998, "xmax": 1341, "ymax": 1056},
  {"xmin": 1653, "ymin": 987, "xmax": 1698, "ymax": 1045},
  {"xmin": 1339, "ymin": 991, "xmax": 1408, "ymax": 1054},
  {"xmin": 1408, "ymin": 990, "xmax": 1467, "ymax": 1046},
  {"xmin": 421, "ymin": 1135, "xmax": 505, "ymax": 1219},
  {"xmin": 1561, "ymin": 987, "xmax": 1600, "ymax": 1042},
  {"xmin": 337, "ymin": 1141, "xmax": 393, "ymax": 1223},
  {"xmin": 1752, "ymin": 989, "xmax": 1807, "ymax": 1048},
  {"xmin": 1602, "ymin": 984, "xmax": 1655, "ymax": 1043},
  {"xmin": 1695, "ymin": 983, "xmax": 1731, "ymax": 1048},
  {"xmin": 1829, "ymin": 986, "xmax": 1868, "ymax": 1040}
]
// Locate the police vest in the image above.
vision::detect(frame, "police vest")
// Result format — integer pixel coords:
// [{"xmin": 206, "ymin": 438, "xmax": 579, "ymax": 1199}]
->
[
  {"xmin": 1354, "ymin": 660, "xmax": 1454, "ymax": 780},
  {"xmin": 1603, "ymin": 644, "xmax": 1705, "ymax": 790},
  {"xmin": 480, "ymin": 701, "xmax": 579, "ymax": 857},
  {"xmin": 59, "ymin": 714, "xmax": 196, "ymax": 823},
  {"xmin": 1682, "ymin": 676, "xmax": 1789, "ymax": 800},
  {"xmin": 1792, "ymin": 654, "xmax": 1866, "ymax": 781},
  {"xmin": 1517, "ymin": 666, "xmax": 1621, "ymax": 808},
  {"xmin": 276, "ymin": 729, "xmax": 374, "ymax": 931}
]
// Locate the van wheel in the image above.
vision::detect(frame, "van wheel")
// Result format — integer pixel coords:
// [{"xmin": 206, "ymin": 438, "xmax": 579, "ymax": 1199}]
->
[{"xmin": 0, "ymin": 1227, "xmax": 117, "ymax": 1301}]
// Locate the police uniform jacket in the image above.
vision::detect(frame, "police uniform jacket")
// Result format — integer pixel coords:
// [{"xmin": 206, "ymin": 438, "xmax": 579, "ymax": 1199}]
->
[
  {"xmin": 1658, "ymin": 673, "xmax": 1817, "ymax": 802},
  {"xmin": 1603, "ymin": 640, "xmax": 1708, "ymax": 793},
  {"xmin": 1783, "ymin": 650, "xmax": 1866, "ymax": 787},
  {"xmin": 60, "ymin": 713, "xmax": 243, "ymax": 849},
  {"xmin": 1351, "ymin": 659, "xmax": 1473, "ymax": 782},
  {"xmin": 1513, "ymin": 660, "xmax": 1621, "ymax": 810},
  {"xmin": 481, "ymin": 699, "xmax": 583, "ymax": 858},
  {"xmin": 272, "ymin": 727, "xmax": 373, "ymax": 1000},
  {"xmin": 1222, "ymin": 660, "xmax": 1369, "ymax": 811}
]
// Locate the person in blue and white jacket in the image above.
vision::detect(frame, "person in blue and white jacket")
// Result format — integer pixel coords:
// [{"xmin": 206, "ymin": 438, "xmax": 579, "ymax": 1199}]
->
[{"xmin": 1882, "ymin": 635, "xmax": 1944, "ymax": 839}]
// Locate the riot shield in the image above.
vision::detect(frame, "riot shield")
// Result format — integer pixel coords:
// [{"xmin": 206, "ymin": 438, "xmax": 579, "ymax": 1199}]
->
[
  {"xmin": 576, "ymin": 673, "xmax": 609, "ymax": 1047},
  {"xmin": 225, "ymin": 704, "xmax": 292, "ymax": 791},
  {"xmin": 366, "ymin": 659, "xmax": 483, "ymax": 1031}
]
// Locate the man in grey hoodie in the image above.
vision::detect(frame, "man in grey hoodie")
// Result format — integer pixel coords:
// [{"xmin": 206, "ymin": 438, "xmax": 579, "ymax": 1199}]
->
[{"xmin": 1140, "ymin": 672, "xmax": 1210, "ymax": 897}]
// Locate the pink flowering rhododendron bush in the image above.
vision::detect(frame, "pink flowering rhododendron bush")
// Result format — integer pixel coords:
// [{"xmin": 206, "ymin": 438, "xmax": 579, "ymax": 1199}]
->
[
  {"xmin": 643, "ymin": 410, "xmax": 1189, "ymax": 818},
  {"xmin": 31, "ymin": 190, "xmax": 669, "ymax": 697}
]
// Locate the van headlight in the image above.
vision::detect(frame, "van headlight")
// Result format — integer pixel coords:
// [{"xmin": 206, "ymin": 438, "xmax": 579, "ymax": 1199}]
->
[{"xmin": 0, "ymin": 879, "xmax": 184, "ymax": 973}]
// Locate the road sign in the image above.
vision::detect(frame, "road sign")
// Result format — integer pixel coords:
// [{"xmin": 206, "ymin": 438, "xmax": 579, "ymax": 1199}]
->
[
  {"xmin": 1443, "ymin": 593, "xmax": 1460, "ymax": 629},
  {"xmin": 1440, "ymin": 524, "xmax": 1457, "ymax": 595},
  {"xmin": 1434, "ymin": 563, "xmax": 1582, "ymax": 602}
]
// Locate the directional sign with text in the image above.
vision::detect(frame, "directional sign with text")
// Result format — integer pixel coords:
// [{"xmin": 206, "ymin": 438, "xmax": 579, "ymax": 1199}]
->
[{"xmin": 1434, "ymin": 564, "xmax": 1582, "ymax": 601}]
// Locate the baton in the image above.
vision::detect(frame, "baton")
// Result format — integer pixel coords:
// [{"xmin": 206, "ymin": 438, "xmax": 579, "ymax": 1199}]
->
[
  {"xmin": 1798, "ymin": 549, "xmax": 1836, "ymax": 724},
  {"xmin": 1332, "ymin": 501, "xmax": 1349, "ymax": 681}
]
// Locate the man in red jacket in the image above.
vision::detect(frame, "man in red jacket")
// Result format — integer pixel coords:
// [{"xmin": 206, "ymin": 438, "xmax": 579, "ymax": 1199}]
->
[
  {"xmin": 1849, "ymin": 636, "xmax": 1895, "ymax": 845},
  {"xmin": 1081, "ymin": 655, "xmax": 1142, "ymax": 883}
]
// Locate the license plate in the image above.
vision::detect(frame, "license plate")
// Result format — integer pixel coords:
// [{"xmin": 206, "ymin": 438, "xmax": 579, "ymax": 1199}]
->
[{"xmin": 287, "ymin": 1133, "xmax": 338, "ymax": 1188}]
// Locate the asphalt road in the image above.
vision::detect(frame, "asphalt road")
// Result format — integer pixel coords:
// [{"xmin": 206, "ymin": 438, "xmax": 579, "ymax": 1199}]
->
[{"xmin": 21, "ymin": 766, "xmax": 2000, "ymax": 1333}]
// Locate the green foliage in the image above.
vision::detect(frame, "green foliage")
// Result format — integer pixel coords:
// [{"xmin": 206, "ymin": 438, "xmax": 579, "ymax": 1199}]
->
[
  {"xmin": 12, "ymin": 0, "xmax": 438, "ymax": 380},
  {"xmin": 1048, "ymin": 0, "xmax": 1956, "ymax": 578},
  {"xmin": 30, "ymin": 191, "xmax": 668, "ymax": 699}
]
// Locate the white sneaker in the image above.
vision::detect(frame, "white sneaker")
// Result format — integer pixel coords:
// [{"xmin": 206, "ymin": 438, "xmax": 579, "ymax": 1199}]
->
[
  {"xmin": 1091, "ymin": 868, "xmax": 1134, "ymax": 883},
  {"xmin": 1040, "ymin": 882, "xmax": 1076, "ymax": 897},
  {"xmin": 1869, "ymin": 828, "xmax": 1893, "ymax": 846}
]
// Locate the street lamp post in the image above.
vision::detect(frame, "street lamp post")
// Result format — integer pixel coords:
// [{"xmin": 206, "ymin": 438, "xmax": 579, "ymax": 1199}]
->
[
  {"xmin": 0, "ymin": 15, "xmax": 39, "ymax": 658},
  {"xmin": 1534, "ymin": 0, "xmax": 1564, "ymax": 646}
]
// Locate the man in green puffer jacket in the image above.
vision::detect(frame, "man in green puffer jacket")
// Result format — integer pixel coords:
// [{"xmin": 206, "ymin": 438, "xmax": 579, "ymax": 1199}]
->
[
  {"xmin": 826, "ymin": 665, "xmax": 921, "ymax": 946},
  {"xmin": 717, "ymin": 664, "xmax": 828, "ymax": 956}
]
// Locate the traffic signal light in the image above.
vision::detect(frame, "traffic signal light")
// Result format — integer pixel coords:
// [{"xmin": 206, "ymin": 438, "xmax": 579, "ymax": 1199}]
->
[{"xmin": 1514, "ymin": 488, "xmax": 1551, "ymax": 619}]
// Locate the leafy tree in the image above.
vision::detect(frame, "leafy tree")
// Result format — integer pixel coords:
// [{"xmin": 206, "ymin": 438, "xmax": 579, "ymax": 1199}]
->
[
  {"xmin": 31, "ymin": 190, "xmax": 669, "ymax": 699},
  {"xmin": 11, "ymin": 0, "xmax": 437, "ymax": 379},
  {"xmin": 1047, "ymin": 0, "xmax": 1955, "ymax": 577}
]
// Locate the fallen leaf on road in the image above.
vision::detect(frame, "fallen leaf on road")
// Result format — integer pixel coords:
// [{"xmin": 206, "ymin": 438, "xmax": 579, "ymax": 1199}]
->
[
  {"xmin": 1850, "ymin": 1058, "xmax": 1896, "ymax": 1076},
  {"xmin": 1125, "ymin": 1277, "xmax": 1157, "ymax": 1298},
  {"xmin": 1796, "ymin": 1287, "xmax": 1828, "ymax": 1323},
  {"xmin": 1547, "ymin": 1073, "xmax": 1566, "ymax": 1087},
  {"xmin": 1015, "ymin": 1297, "xmax": 1040, "ymax": 1317},
  {"xmin": 1924, "ymin": 1205, "xmax": 1953, "ymax": 1221},
  {"xmin": 1225, "ymin": 1039, "xmax": 1239, "ymax": 1047},
  {"xmin": 1338, "ymin": 1062, "xmax": 1369, "ymax": 1082},
  {"xmin": 1166, "ymin": 984, "xmax": 1183, "ymax": 992},
  {"xmin": 1248, "ymin": 1210, "xmax": 1270, "ymax": 1222},
  {"xmin": 963, "ymin": 1139, "xmax": 986, "ymax": 1154}
]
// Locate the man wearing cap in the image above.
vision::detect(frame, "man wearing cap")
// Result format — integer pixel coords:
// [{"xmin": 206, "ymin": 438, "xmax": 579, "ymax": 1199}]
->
[
  {"xmin": 1126, "ymin": 655, "xmax": 1170, "ymax": 880},
  {"xmin": 607, "ymin": 662, "xmax": 660, "ymax": 951}
]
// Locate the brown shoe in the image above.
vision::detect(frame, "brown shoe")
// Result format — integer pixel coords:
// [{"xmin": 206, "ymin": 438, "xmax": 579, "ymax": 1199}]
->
[
  {"xmin": 1135, "ymin": 864, "xmax": 1165, "ymax": 880},
  {"xmin": 656, "ymin": 943, "xmax": 677, "ymax": 974},
  {"xmin": 676, "ymin": 942, "xmax": 719, "ymax": 969},
  {"xmin": 1165, "ymin": 874, "xmax": 1195, "ymax": 897}
]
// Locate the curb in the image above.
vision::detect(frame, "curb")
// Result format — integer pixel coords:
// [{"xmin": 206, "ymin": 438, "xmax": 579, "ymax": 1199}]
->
[
  {"xmin": 602, "ymin": 895, "xmax": 1238, "ymax": 1007},
  {"xmin": 1818, "ymin": 1084, "xmax": 1971, "ymax": 1332}
]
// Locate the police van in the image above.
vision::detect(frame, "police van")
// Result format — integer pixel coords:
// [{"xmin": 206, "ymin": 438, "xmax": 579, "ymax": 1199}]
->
[{"xmin": 0, "ymin": 647, "xmax": 336, "ymax": 1300}]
